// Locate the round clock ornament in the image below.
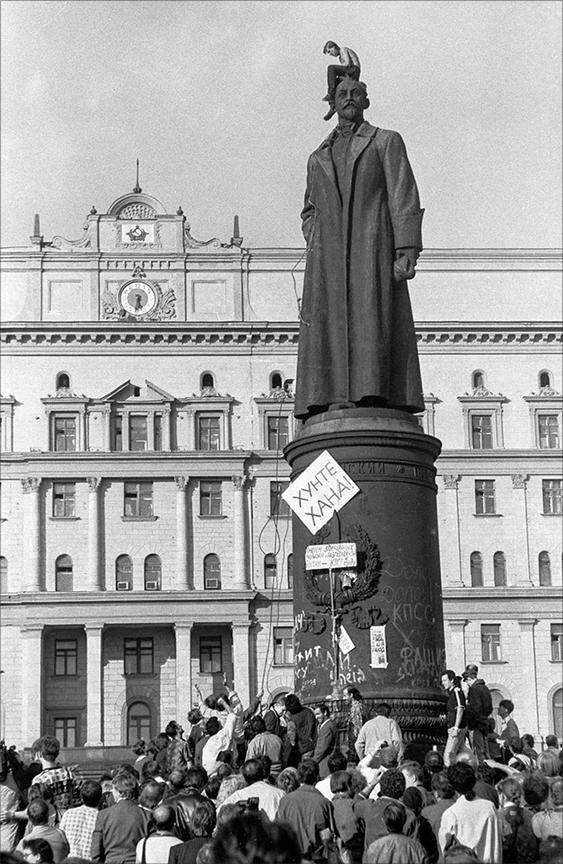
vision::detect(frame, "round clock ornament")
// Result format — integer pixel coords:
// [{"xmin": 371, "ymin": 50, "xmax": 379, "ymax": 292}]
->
[{"xmin": 119, "ymin": 280, "xmax": 158, "ymax": 317}]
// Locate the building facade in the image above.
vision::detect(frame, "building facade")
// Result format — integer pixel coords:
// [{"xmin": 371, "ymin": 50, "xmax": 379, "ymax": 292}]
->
[{"xmin": 1, "ymin": 188, "xmax": 561, "ymax": 749}]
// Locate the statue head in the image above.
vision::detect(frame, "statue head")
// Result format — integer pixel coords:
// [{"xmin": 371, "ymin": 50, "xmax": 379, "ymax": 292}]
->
[{"xmin": 335, "ymin": 77, "xmax": 369, "ymax": 124}]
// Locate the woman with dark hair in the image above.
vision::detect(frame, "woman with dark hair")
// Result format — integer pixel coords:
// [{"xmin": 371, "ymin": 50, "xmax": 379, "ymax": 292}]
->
[
  {"xmin": 439, "ymin": 763, "xmax": 501, "ymax": 863},
  {"xmin": 20, "ymin": 837, "xmax": 54, "ymax": 864},
  {"xmin": 209, "ymin": 811, "xmax": 301, "ymax": 864},
  {"xmin": 168, "ymin": 798, "xmax": 216, "ymax": 864},
  {"xmin": 345, "ymin": 687, "xmax": 366, "ymax": 763},
  {"xmin": 330, "ymin": 770, "xmax": 363, "ymax": 864}
]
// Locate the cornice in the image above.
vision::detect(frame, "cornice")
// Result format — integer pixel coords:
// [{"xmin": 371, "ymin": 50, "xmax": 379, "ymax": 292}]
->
[
  {"xmin": 436, "ymin": 450, "xmax": 563, "ymax": 469},
  {"xmin": 1, "ymin": 321, "xmax": 561, "ymax": 352}
]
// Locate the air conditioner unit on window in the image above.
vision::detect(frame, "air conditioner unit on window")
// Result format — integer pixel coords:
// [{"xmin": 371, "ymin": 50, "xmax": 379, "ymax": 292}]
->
[
  {"xmin": 145, "ymin": 581, "xmax": 160, "ymax": 590},
  {"xmin": 205, "ymin": 578, "xmax": 221, "ymax": 590},
  {"xmin": 116, "ymin": 581, "xmax": 132, "ymax": 591}
]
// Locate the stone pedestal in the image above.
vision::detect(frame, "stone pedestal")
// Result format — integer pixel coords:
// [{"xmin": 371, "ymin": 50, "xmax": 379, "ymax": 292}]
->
[{"xmin": 284, "ymin": 408, "xmax": 447, "ymax": 749}]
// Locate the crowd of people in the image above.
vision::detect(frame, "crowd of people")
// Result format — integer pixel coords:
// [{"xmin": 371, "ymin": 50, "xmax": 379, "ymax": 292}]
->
[{"xmin": 0, "ymin": 665, "xmax": 562, "ymax": 864}]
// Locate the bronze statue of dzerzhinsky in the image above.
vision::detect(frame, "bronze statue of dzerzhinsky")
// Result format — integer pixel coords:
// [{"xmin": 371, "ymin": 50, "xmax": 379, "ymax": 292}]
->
[{"xmin": 295, "ymin": 73, "xmax": 425, "ymax": 422}]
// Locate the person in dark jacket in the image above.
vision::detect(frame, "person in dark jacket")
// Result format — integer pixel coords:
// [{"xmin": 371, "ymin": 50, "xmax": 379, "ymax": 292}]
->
[
  {"xmin": 462, "ymin": 664, "xmax": 493, "ymax": 762},
  {"xmin": 91, "ymin": 773, "xmax": 146, "ymax": 864},
  {"xmin": 285, "ymin": 695, "xmax": 317, "ymax": 760}
]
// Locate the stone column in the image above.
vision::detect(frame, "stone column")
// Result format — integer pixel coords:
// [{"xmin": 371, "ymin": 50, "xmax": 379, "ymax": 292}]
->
[
  {"xmin": 21, "ymin": 625, "xmax": 44, "ymax": 743},
  {"xmin": 103, "ymin": 408, "xmax": 111, "ymax": 451},
  {"xmin": 147, "ymin": 411, "xmax": 155, "ymax": 451},
  {"xmin": 122, "ymin": 410, "xmax": 130, "ymax": 451},
  {"xmin": 517, "ymin": 619, "xmax": 540, "ymax": 735},
  {"xmin": 442, "ymin": 475, "xmax": 464, "ymax": 585},
  {"xmin": 162, "ymin": 407, "xmax": 171, "ymax": 451},
  {"xmin": 175, "ymin": 476, "xmax": 190, "ymax": 589},
  {"xmin": 86, "ymin": 477, "xmax": 102, "ymax": 591},
  {"xmin": 22, "ymin": 478, "xmax": 42, "ymax": 591},
  {"xmin": 231, "ymin": 624, "xmax": 251, "ymax": 707},
  {"xmin": 511, "ymin": 474, "xmax": 532, "ymax": 584},
  {"xmin": 232, "ymin": 476, "xmax": 249, "ymax": 588},
  {"xmin": 448, "ymin": 620, "xmax": 468, "ymax": 671},
  {"xmin": 84, "ymin": 624, "xmax": 104, "ymax": 746},
  {"xmin": 174, "ymin": 623, "xmax": 193, "ymax": 724}
]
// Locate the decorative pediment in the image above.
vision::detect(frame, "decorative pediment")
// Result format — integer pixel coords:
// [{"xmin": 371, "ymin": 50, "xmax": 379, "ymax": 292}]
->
[{"xmin": 98, "ymin": 379, "xmax": 175, "ymax": 404}]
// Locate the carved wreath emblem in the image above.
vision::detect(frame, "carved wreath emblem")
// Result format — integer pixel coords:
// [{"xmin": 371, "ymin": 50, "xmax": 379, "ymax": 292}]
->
[{"xmin": 304, "ymin": 523, "xmax": 382, "ymax": 613}]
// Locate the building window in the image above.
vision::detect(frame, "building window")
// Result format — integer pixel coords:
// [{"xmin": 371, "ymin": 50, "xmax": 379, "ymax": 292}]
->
[
  {"xmin": 539, "ymin": 371, "xmax": 552, "ymax": 389},
  {"xmin": 273, "ymin": 627, "xmax": 293, "ymax": 666},
  {"xmin": 542, "ymin": 480, "xmax": 562, "ymax": 515},
  {"xmin": 264, "ymin": 553, "xmax": 277, "ymax": 589},
  {"xmin": 200, "ymin": 636, "xmax": 222, "ymax": 673},
  {"xmin": 287, "ymin": 553, "xmax": 293, "ymax": 589},
  {"xmin": 55, "ymin": 639, "xmax": 77, "ymax": 676},
  {"xmin": 539, "ymin": 551, "xmax": 552, "ymax": 586},
  {"xmin": 116, "ymin": 554, "xmax": 133, "ymax": 591},
  {"xmin": 551, "ymin": 625, "xmax": 563, "ymax": 662},
  {"xmin": 154, "ymin": 414, "xmax": 162, "ymax": 451},
  {"xmin": 267, "ymin": 416, "xmax": 289, "ymax": 450},
  {"xmin": 553, "ymin": 688, "xmax": 563, "ymax": 740},
  {"xmin": 56, "ymin": 372, "xmax": 70, "ymax": 390},
  {"xmin": 200, "ymin": 372, "xmax": 216, "ymax": 396},
  {"xmin": 113, "ymin": 414, "xmax": 123, "ymax": 451},
  {"xmin": 200, "ymin": 481, "xmax": 222, "ymax": 516},
  {"xmin": 538, "ymin": 415, "xmax": 560, "ymax": 449},
  {"xmin": 472, "ymin": 371, "xmax": 485, "ymax": 389},
  {"xmin": 55, "ymin": 554, "xmax": 73, "ymax": 591},
  {"xmin": 124, "ymin": 638, "xmax": 153, "ymax": 675},
  {"xmin": 471, "ymin": 415, "xmax": 493, "ymax": 449},
  {"xmin": 53, "ymin": 415, "xmax": 77, "ymax": 452},
  {"xmin": 470, "ymin": 552, "xmax": 483, "ymax": 587},
  {"xmin": 53, "ymin": 482, "xmax": 76, "ymax": 518},
  {"xmin": 0, "ymin": 556, "xmax": 6, "ymax": 593},
  {"xmin": 127, "ymin": 701, "xmax": 152, "ymax": 744},
  {"xmin": 144, "ymin": 555, "xmax": 161, "ymax": 590},
  {"xmin": 54, "ymin": 717, "xmax": 76, "ymax": 748},
  {"xmin": 270, "ymin": 372, "xmax": 283, "ymax": 391},
  {"xmin": 475, "ymin": 480, "xmax": 496, "ymax": 515},
  {"xmin": 124, "ymin": 482, "xmax": 153, "ymax": 517},
  {"xmin": 270, "ymin": 481, "xmax": 290, "ymax": 517},
  {"xmin": 197, "ymin": 415, "xmax": 220, "ymax": 450},
  {"xmin": 481, "ymin": 624, "xmax": 501, "ymax": 662},
  {"xmin": 493, "ymin": 551, "xmax": 507, "ymax": 587},
  {"xmin": 129, "ymin": 415, "xmax": 148, "ymax": 451},
  {"xmin": 203, "ymin": 554, "xmax": 221, "ymax": 589}
]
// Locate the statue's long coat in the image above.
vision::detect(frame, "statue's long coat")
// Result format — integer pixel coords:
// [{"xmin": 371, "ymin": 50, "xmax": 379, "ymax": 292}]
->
[{"xmin": 294, "ymin": 122, "xmax": 425, "ymax": 419}]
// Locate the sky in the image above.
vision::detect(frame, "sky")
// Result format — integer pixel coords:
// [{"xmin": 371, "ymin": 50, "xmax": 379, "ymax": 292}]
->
[{"xmin": 1, "ymin": 0, "xmax": 561, "ymax": 250}]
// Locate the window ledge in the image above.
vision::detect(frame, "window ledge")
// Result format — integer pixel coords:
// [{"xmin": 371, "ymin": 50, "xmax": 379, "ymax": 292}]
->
[
  {"xmin": 123, "ymin": 673, "xmax": 157, "ymax": 679},
  {"xmin": 542, "ymin": 513, "xmax": 562, "ymax": 517},
  {"xmin": 473, "ymin": 513, "xmax": 503, "ymax": 518},
  {"xmin": 548, "ymin": 659, "xmax": 563, "ymax": 664},
  {"xmin": 49, "ymin": 516, "xmax": 81, "ymax": 522},
  {"xmin": 480, "ymin": 660, "xmax": 508, "ymax": 664},
  {"xmin": 121, "ymin": 516, "xmax": 158, "ymax": 522},
  {"xmin": 272, "ymin": 663, "xmax": 293, "ymax": 668},
  {"xmin": 197, "ymin": 515, "xmax": 227, "ymax": 520}
]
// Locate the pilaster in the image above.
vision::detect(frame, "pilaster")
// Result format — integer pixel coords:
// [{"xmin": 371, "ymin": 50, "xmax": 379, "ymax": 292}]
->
[
  {"xmin": 86, "ymin": 477, "xmax": 102, "ymax": 590},
  {"xmin": 174, "ymin": 623, "xmax": 193, "ymax": 724},
  {"xmin": 175, "ymin": 476, "xmax": 190, "ymax": 589},
  {"xmin": 21, "ymin": 477, "xmax": 42, "ymax": 591},
  {"xmin": 84, "ymin": 624, "xmax": 104, "ymax": 746},
  {"xmin": 231, "ymin": 624, "xmax": 251, "ymax": 707},
  {"xmin": 21, "ymin": 625, "xmax": 44, "ymax": 743},
  {"xmin": 232, "ymin": 475, "xmax": 249, "ymax": 589}
]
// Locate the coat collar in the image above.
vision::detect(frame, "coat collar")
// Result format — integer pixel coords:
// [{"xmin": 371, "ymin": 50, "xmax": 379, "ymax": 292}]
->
[{"xmin": 314, "ymin": 121, "xmax": 378, "ymax": 188}]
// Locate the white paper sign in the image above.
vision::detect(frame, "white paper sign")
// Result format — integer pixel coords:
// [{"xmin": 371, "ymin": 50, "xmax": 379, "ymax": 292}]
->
[
  {"xmin": 370, "ymin": 625, "xmax": 388, "ymax": 668},
  {"xmin": 338, "ymin": 625, "xmax": 355, "ymax": 656},
  {"xmin": 305, "ymin": 542, "xmax": 357, "ymax": 571},
  {"xmin": 281, "ymin": 449, "xmax": 360, "ymax": 533}
]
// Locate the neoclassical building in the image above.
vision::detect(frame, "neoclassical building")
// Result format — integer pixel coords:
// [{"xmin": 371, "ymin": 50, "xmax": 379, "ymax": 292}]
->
[{"xmin": 1, "ymin": 186, "xmax": 561, "ymax": 750}]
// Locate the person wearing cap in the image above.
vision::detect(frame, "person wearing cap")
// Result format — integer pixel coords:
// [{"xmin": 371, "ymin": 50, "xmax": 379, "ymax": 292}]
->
[{"xmin": 462, "ymin": 664, "xmax": 493, "ymax": 763}]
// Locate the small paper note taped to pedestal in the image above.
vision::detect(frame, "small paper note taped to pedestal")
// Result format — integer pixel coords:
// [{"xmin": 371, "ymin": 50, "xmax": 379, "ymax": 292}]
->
[
  {"xmin": 370, "ymin": 625, "xmax": 388, "ymax": 668},
  {"xmin": 338, "ymin": 626, "xmax": 355, "ymax": 656}
]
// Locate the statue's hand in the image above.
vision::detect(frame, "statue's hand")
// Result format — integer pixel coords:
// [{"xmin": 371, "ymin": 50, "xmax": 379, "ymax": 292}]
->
[{"xmin": 394, "ymin": 248, "xmax": 419, "ymax": 281}]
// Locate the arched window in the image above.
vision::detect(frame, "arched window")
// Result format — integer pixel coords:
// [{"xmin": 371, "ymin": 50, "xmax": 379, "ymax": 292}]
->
[
  {"xmin": 489, "ymin": 689, "xmax": 505, "ymax": 714},
  {"xmin": 539, "ymin": 551, "xmax": 552, "ymax": 586},
  {"xmin": 144, "ymin": 555, "xmax": 161, "ymax": 590},
  {"xmin": 0, "ymin": 556, "xmax": 7, "ymax": 593},
  {"xmin": 264, "ymin": 554, "xmax": 277, "ymax": 589},
  {"xmin": 200, "ymin": 372, "xmax": 216, "ymax": 396},
  {"xmin": 55, "ymin": 555, "xmax": 73, "ymax": 591},
  {"xmin": 127, "ymin": 701, "xmax": 152, "ymax": 745},
  {"xmin": 116, "ymin": 555, "xmax": 133, "ymax": 591},
  {"xmin": 287, "ymin": 553, "xmax": 293, "ymax": 589},
  {"xmin": 493, "ymin": 551, "xmax": 507, "ymax": 587},
  {"xmin": 270, "ymin": 371, "xmax": 283, "ymax": 391},
  {"xmin": 472, "ymin": 370, "xmax": 485, "ymax": 389},
  {"xmin": 56, "ymin": 371, "xmax": 70, "ymax": 390},
  {"xmin": 552, "ymin": 688, "xmax": 563, "ymax": 740},
  {"xmin": 539, "ymin": 370, "xmax": 552, "ymax": 389},
  {"xmin": 470, "ymin": 552, "xmax": 483, "ymax": 587},
  {"xmin": 203, "ymin": 554, "xmax": 221, "ymax": 589}
]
